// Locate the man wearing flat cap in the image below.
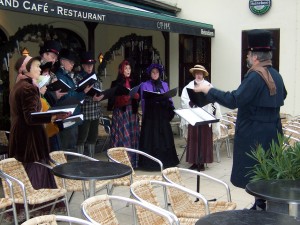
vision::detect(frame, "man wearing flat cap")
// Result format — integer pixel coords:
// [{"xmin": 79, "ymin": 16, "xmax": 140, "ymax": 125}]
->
[{"xmin": 194, "ymin": 29, "xmax": 287, "ymax": 210}]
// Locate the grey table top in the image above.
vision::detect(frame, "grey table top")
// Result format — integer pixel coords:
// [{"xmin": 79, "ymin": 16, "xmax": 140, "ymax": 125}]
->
[
  {"xmin": 195, "ymin": 210, "xmax": 300, "ymax": 225},
  {"xmin": 246, "ymin": 179, "xmax": 300, "ymax": 204},
  {"xmin": 52, "ymin": 160, "xmax": 132, "ymax": 181}
]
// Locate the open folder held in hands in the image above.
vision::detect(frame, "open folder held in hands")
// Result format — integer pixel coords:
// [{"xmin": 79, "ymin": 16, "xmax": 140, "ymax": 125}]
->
[{"xmin": 143, "ymin": 87, "xmax": 178, "ymax": 100}]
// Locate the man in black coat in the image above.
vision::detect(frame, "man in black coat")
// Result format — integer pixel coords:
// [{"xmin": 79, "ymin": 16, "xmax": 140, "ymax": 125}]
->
[{"xmin": 194, "ymin": 29, "xmax": 287, "ymax": 210}]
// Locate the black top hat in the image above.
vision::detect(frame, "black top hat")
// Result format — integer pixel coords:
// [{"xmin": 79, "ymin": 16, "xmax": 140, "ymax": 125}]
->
[
  {"xmin": 247, "ymin": 29, "xmax": 274, "ymax": 52},
  {"xmin": 59, "ymin": 48, "xmax": 78, "ymax": 62},
  {"xmin": 80, "ymin": 51, "xmax": 96, "ymax": 64},
  {"xmin": 39, "ymin": 40, "xmax": 62, "ymax": 55}
]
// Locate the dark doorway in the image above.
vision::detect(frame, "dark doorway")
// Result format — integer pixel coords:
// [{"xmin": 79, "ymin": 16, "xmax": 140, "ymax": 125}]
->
[{"xmin": 178, "ymin": 35, "xmax": 211, "ymax": 95}]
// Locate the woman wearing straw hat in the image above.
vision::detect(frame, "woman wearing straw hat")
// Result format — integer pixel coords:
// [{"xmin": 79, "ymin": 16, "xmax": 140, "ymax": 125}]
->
[{"xmin": 181, "ymin": 65, "xmax": 221, "ymax": 170}]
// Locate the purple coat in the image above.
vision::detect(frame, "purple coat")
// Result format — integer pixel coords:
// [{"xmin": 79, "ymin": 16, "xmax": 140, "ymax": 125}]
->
[{"xmin": 140, "ymin": 80, "xmax": 174, "ymax": 114}]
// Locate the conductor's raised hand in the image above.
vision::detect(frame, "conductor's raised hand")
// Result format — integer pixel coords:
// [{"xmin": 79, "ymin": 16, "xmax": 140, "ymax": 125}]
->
[{"xmin": 194, "ymin": 83, "xmax": 212, "ymax": 94}]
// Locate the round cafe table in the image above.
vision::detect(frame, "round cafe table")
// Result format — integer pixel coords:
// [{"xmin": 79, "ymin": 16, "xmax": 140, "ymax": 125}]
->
[
  {"xmin": 195, "ymin": 210, "xmax": 300, "ymax": 225},
  {"xmin": 246, "ymin": 179, "xmax": 300, "ymax": 217},
  {"xmin": 52, "ymin": 160, "xmax": 132, "ymax": 196}
]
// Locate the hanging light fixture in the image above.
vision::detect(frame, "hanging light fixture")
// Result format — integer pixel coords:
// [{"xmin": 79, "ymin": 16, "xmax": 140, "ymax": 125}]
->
[
  {"xmin": 98, "ymin": 52, "xmax": 103, "ymax": 64},
  {"xmin": 22, "ymin": 47, "xmax": 30, "ymax": 56}
]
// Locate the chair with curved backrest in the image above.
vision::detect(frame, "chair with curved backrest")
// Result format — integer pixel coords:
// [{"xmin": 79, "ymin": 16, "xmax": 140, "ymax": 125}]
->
[
  {"xmin": 49, "ymin": 151, "xmax": 111, "ymax": 201},
  {"xmin": 21, "ymin": 214, "xmax": 94, "ymax": 225},
  {"xmin": 213, "ymin": 123, "xmax": 231, "ymax": 162},
  {"xmin": 81, "ymin": 194, "xmax": 179, "ymax": 225},
  {"xmin": 0, "ymin": 158, "xmax": 70, "ymax": 221},
  {"xmin": 106, "ymin": 147, "xmax": 163, "ymax": 195},
  {"xmin": 162, "ymin": 167, "xmax": 237, "ymax": 219},
  {"xmin": 130, "ymin": 180, "xmax": 210, "ymax": 225},
  {"xmin": 0, "ymin": 170, "xmax": 18, "ymax": 225}
]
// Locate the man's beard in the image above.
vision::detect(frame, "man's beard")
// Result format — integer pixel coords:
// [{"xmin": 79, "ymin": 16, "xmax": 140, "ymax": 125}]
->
[{"xmin": 246, "ymin": 59, "xmax": 253, "ymax": 68}]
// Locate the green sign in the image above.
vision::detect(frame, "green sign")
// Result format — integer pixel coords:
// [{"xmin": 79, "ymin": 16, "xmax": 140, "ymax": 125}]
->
[{"xmin": 249, "ymin": 0, "xmax": 272, "ymax": 15}]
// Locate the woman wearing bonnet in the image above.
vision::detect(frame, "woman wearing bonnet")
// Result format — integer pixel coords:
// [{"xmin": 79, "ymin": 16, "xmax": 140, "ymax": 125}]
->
[
  {"xmin": 180, "ymin": 65, "xmax": 222, "ymax": 170},
  {"xmin": 9, "ymin": 55, "xmax": 70, "ymax": 189}
]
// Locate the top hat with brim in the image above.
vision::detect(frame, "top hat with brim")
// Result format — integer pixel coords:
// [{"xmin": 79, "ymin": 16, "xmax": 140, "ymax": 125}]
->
[
  {"xmin": 39, "ymin": 40, "xmax": 62, "ymax": 55},
  {"xmin": 247, "ymin": 29, "xmax": 274, "ymax": 52},
  {"xmin": 59, "ymin": 48, "xmax": 78, "ymax": 63},
  {"xmin": 80, "ymin": 51, "xmax": 96, "ymax": 64},
  {"xmin": 189, "ymin": 65, "xmax": 209, "ymax": 77}
]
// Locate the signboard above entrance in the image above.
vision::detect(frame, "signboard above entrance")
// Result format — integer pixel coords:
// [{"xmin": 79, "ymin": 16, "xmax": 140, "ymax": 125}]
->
[{"xmin": 0, "ymin": 0, "xmax": 215, "ymax": 37}]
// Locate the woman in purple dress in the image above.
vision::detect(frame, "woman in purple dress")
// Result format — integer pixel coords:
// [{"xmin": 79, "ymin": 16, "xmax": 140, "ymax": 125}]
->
[{"xmin": 138, "ymin": 63, "xmax": 179, "ymax": 170}]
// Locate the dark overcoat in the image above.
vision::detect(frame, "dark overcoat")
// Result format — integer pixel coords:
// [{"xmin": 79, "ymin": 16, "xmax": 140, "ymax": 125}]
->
[
  {"xmin": 206, "ymin": 66, "xmax": 287, "ymax": 188},
  {"xmin": 9, "ymin": 78, "xmax": 52, "ymax": 162}
]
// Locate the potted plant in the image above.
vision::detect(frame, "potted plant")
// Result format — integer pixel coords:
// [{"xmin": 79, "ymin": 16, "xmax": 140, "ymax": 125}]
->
[{"xmin": 247, "ymin": 133, "xmax": 300, "ymax": 215}]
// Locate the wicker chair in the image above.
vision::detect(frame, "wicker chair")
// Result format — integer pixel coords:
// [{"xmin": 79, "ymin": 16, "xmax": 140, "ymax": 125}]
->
[
  {"xmin": 81, "ymin": 194, "xmax": 179, "ymax": 225},
  {"xmin": 0, "ymin": 171, "xmax": 18, "ymax": 225},
  {"xmin": 21, "ymin": 214, "xmax": 94, "ymax": 225},
  {"xmin": 49, "ymin": 151, "xmax": 111, "ymax": 201},
  {"xmin": 213, "ymin": 123, "xmax": 231, "ymax": 162},
  {"xmin": 106, "ymin": 147, "xmax": 163, "ymax": 194},
  {"xmin": 130, "ymin": 180, "xmax": 210, "ymax": 225},
  {"xmin": 0, "ymin": 158, "xmax": 70, "ymax": 221},
  {"xmin": 162, "ymin": 167, "xmax": 237, "ymax": 219}
]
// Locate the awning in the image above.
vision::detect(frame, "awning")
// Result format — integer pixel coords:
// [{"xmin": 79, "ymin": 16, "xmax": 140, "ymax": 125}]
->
[{"xmin": 0, "ymin": 0, "xmax": 214, "ymax": 37}]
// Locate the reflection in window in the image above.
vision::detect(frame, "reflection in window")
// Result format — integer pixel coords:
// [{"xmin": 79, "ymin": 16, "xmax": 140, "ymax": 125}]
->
[{"xmin": 183, "ymin": 38, "xmax": 193, "ymax": 63}]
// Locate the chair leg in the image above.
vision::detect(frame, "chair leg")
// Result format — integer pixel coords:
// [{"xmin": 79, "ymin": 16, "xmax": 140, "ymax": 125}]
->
[{"xmin": 215, "ymin": 141, "xmax": 221, "ymax": 163}]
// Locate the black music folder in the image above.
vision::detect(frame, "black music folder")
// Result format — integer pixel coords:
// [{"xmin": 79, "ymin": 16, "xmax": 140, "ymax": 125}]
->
[
  {"xmin": 143, "ymin": 87, "xmax": 178, "ymax": 100},
  {"xmin": 186, "ymin": 88, "xmax": 211, "ymax": 107},
  {"xmin": 86, "ymin": 86, "xmax": 117, "ymax": 100},
  {"xmin": 75, "ymin": 74, "xmax": 97, "ymax": 92},
  {"xmin": 46, "ymin": 79, "xmax": 71, "ymax": 92},
  {"xmin": 174, "ymin": 107, "xmax": 219, "ymax": 126},
  {"xmin": 115, "ymin": 84, "xmax": 141, "ymax": 98}
]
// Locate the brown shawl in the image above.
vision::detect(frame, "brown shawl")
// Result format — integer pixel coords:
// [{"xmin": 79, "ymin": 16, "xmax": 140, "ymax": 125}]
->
[{"xmin": 247, "ymin": 59, "xmax": 276, "ymax": 96}]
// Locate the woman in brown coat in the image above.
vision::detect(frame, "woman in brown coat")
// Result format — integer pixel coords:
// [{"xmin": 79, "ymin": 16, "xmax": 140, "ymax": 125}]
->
[{"xmin": 9, "ymin": 55, "xmax": 69, "ymax": 189}]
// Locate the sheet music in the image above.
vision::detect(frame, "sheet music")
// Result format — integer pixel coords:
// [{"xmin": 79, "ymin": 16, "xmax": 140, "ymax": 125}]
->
[{"xmin": 174, "ymin": 107, "xmax": 219, "ymax": 126}]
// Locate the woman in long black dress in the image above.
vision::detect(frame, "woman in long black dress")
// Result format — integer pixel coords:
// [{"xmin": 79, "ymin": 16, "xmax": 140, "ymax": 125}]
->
[{"xmin": 138, "ymin": 63, "xmax": 179, "ymax": 170}]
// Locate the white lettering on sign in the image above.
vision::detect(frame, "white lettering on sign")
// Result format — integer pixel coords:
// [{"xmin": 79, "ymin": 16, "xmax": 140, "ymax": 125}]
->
[
  {"xmin": 23, "ymin": 1, "xmax": 48, "ymax": 13},
  {"xmin": 157, "ymin": 21, "xmax": 171, "ymax": 30},
  {"xmin": 56, "ymin": 6, "xmax": 105, "ymax": 21},
  {"xmin": 0, "ymin": 0, "xmax": 19, "ymax": 8},
  {"xmin": 0, "ymin": 0, "xmax": 106, "ymax": 22},
  {"xmin": 201, "ymin": 29, "xmax": 214, "ymax": 37}
]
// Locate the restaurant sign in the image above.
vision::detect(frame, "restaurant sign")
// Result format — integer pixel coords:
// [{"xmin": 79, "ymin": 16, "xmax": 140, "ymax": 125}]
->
[
  {"xmin": 249, "ymin": 0, "xmax": 272, "ymax": 15},
  {"xmin": 0, "ymin": 0, "xmax": 106, "ymax": 22},
  {"xmin": 0, "ymin": 0, "xmax": 215, "ymax": 37}
]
